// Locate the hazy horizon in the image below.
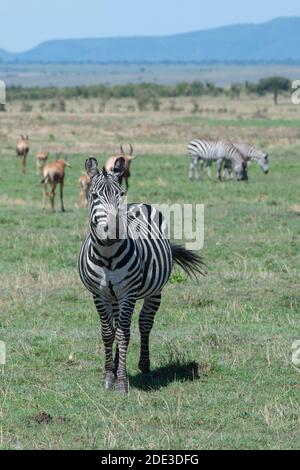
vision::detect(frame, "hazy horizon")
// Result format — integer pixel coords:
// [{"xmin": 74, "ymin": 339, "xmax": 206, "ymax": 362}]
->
[{"xmin": 1, "ymin": 0, "xmax": 300, "ymax": 52}]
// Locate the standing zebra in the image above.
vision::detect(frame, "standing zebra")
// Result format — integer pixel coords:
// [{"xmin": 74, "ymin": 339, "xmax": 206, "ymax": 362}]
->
[
  {"xmin": 187, "ymin": 139, "xmax": 247, "ymax": 182},
  {"xmin": 78, "ymin": 156, "xmax": 204, "ymax": 393}
]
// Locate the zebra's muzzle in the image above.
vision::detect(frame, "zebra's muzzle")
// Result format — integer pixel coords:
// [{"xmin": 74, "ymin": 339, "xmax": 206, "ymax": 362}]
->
[{"xmin": 96, "ymin": 214, "xmax": 125, "ymax": 244}]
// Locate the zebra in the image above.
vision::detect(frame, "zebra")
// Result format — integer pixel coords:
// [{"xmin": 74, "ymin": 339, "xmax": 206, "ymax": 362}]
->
[
  {"xmin": 200, "ymin": 143, "xmax": 269, "ymax": 179},
  {"xmin": 234, "ymin": 143, "xmax": 269, "ymax": 174},
  {"xmin": 78, "ymin": 156, "xmax": 204, "ymax": 393},
  {"xmin": 187, "ymin": 139, "xmax": 248, "ymax": 182}
]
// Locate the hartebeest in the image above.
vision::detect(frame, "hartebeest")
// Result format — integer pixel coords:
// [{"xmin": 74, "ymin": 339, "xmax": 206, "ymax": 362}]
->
[
  {"xmin": 35, "ymin": 151, "xmax": 49, "ymax": 176},
  {"xmin": 16, "ymin": 135, "xmax": 30, "ymax": 174},
  {"xmin": 104, "ymin": 145, "xmax": 136, "ymax": 190},
  {"xmin": 78, "ymin": 173, "xmax": 91, "ymax": 207},
  {"xmin": 41, "ymin": 159, "xmax": 71, "ymax": 212}
]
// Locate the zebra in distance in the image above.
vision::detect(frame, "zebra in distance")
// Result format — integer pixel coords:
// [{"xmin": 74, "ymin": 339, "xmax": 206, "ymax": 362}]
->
[
  {"xmin": 200, "ymin": 143, "xmax": 269, "ymax": 179},
  {"xmin": 187, "ymin": 139, "xmax": 248, "ymax": 182},
  {"xmin": 234, "ymin": 143, "xmax": 269, "ymax": 174},
  {"xmin": 78, "ymin": 156, "xmax": 204, "ymax": 393}
]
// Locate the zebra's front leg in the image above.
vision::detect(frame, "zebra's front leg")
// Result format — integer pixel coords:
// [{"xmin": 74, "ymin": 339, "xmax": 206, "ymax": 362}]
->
[
  {"xmin": 115, "ymin": 296, "xmax": 136, "ymax": 393},
  {"xmin": 94, "ymin": 296, "xmax": 115, "ymax": 390},
  {"xmin": 112, "ymin": 301, "xmax": 120, "ymax": 375},
  {"xmin": 138, "ymin": 293, "xmax": 161, "ymax": 375},
  {"xmin": 216, "ymin": 159, "xmax": 223, "ymax": 181}
]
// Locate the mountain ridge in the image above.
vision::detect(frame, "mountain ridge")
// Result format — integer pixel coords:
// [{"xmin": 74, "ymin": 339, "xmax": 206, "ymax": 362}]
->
[{"xmin": 1, "ymin": 17, "xmax": 300, "ymax": 63}]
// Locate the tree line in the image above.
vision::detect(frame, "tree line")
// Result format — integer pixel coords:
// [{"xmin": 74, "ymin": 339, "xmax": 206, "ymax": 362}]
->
[{"xmin": 5, "ymin": 76, "xmax": 291, "ymax": 107}]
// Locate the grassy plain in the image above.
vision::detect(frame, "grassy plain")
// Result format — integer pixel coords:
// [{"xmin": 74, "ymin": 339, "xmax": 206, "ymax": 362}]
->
[{"xmin": 0, "ymin": 94, "xmax": 300, "ymax": 449}]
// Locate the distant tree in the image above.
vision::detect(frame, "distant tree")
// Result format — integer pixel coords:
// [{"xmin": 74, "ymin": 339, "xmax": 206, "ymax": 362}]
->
[
  {"xmin": 245, "ymin": 81, "xmax": 258, "ymax": 95},
  {"xmin": 174, "ymin": 82, "xmax": 190, "ymax": 96},
  {"xmin": 189, "ymin": 81, "xmax": 205, "ymax": 96},
  {"xmin": 205, "ymin": 81, "xmax": 222, "ymax": 97},
  {"xmin": 57, "ymin": 97, "xmax": 66, "ymax": 112},
  {"xmin": 230, "ymin": 83, "xmax": 242, "ymax": 99},
  {"xmin": 134, "ymin": 86, "xmax": 160, "ymax": 111},
  {"xmin": 152, "ymin": 94, "xmax": 160, "ymax": 111},
  {"xmin": 257, "ymin": 77, "xmax": 291, "ymax": 105},
  {"xmin": 134, "ymin": 88, "xmax": 151, "ymax": 111}
]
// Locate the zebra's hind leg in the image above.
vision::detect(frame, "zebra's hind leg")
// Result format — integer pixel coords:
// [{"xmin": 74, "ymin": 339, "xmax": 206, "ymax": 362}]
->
[
  {"xmin": 188, "ymin": 161, "xmax": 194, "ymax": 181},
  {"xmin": 94, "ymin": 297, "xmax": 115, "ymax": 390},
  {"xmin": 138, "ymin": 293, "xmax": 161, "ymax": 376},
  {"xmin": 189, "ymin": 156, "xmax": 200, "ymax": 181}
]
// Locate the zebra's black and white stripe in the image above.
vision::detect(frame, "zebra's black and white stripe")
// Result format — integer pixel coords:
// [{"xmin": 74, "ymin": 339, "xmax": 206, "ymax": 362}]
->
[
  {"xmin": 78, "ymin": 156, "xmax": 204, "ymax": 393},
  {"xmin": 187, "ymin": 139, "xmax": 248, "ymax": 181}
]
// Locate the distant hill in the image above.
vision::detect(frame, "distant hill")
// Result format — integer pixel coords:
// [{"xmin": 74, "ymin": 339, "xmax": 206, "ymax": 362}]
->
[
  {"xmin": 0, "ymin": 49, "xmax": 13, "ymax": 61},
  {"xmin": 1, "ymin": 17, "xmax": 300, "ymax": 63}
]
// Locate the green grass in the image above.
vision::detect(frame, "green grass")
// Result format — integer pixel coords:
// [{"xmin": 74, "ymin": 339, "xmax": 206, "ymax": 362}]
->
[{"xmin": 0, "ymin": 127, "xmax": 300, "ymax": 450}]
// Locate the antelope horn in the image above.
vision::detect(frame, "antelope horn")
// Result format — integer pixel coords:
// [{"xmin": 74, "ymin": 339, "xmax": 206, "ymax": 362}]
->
[
  {"xmin": 129, "ymin": 144, "xmax": 133, "ymax": 156},
  {"xmin": 120, "ymin": 145, "xmax": 125, "ymax": 155}
]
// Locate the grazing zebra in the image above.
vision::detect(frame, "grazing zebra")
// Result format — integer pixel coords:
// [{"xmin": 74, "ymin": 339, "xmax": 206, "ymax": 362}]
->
[
  {"xmin": 78, "ymin": 156, "xmax": 204, "ymax": 393},
  {"xmin": 201, "ymin": 143, "xmax": 269, "ymax": 179},
  {"xmin": 234, "ymin": 143, "xmax": 269, "ymax": 174},
  {"xmin": 187, "ymin": 139, "xmax": 247, "ymax": 182}
]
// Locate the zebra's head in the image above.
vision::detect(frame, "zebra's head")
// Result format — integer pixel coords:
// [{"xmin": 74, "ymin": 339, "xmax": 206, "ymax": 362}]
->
[
  {"xmin": 85, "ymin": 157, "xmax": 126, "ymax": 245},
  {"xmin": 258, "ymin": 153, "xmax": 269, "ymax": 174}
]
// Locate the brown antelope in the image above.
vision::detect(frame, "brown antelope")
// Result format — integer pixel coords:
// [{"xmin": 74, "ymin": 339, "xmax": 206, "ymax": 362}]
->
[
  {"xmin": 41, "ymin": 159, "xmax": 71, "ymax": 212},
  {"xmin": 35, "ymin": 151, "xmax": 49, "ymax": 176},
  {"xmin": 16, "ymin": 135, "xmax": 30, "ymax": 174},
  {"xmin": 78, "ymin": 172, "xmax": 91, "ymax": 207},
  {"xmin": 104, "ymin": 144, "xmax": 136, "ymax": 190}
]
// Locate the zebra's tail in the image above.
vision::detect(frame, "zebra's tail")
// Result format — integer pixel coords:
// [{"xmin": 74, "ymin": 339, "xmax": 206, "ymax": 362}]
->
[{"xmin": 171, "ymin": 243, "xmax": 206, "ymax": 278}]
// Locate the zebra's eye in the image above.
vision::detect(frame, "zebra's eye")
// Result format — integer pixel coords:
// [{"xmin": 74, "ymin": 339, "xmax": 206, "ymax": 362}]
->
[{"xmin": 120, "ymin": 191, "xmax": 126, "ymax": 197}]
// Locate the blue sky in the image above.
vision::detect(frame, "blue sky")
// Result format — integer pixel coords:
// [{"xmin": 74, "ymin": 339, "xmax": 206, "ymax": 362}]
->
[{"xmin": 1, "ymin": 0, "xmax": 300, "ymax": 52}]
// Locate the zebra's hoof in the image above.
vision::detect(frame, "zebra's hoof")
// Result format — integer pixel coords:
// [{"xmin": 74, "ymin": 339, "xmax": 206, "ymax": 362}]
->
[
  {"xmin": 102, "ymin": 372, "xmax": 116, "ymax": 390},
  {"xmin": 115, "ymin": 380, "xmax": 129, "ymax": 394}
]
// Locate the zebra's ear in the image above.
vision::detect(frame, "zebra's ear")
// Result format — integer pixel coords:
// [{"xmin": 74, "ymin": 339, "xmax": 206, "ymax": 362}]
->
[
  {"xmin": 85, "ymin": 157, "xmax": 99, "ymax": 178},
  {"xmin": 113, "ymin": 157, "xmax": 125, "ymax": 177}
]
